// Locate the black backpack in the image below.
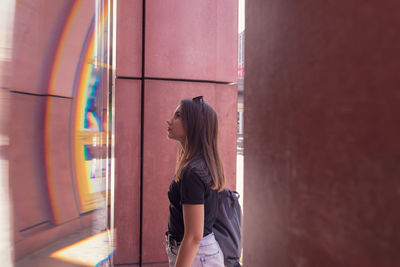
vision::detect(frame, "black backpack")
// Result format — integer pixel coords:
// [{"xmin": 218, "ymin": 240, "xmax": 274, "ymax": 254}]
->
[{"xmin": 213, "ymin": 189, "xmax": 242, "ymax": 267}]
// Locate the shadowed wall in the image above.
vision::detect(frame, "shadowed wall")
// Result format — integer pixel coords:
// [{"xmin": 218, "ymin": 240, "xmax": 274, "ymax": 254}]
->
[{"xmin": 244, "ymin": 0, "xmax": 400, "ymax": 266}]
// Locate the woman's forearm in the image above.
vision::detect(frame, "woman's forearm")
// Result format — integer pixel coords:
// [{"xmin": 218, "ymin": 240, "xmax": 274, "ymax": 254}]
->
[
  {"xmin": 176, "ymin": 204, "xmax": 204, "ymax": 266},
  {"xmin": 174, "ymin": 236, "xmax": 201, "ymax": 267}
]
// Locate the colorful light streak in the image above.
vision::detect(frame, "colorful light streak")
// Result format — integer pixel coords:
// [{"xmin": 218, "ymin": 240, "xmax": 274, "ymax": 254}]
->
[
  {"xmin": 45, "ymin": 0, "xmax": 111, "ymax": 220},
  {"xmin": 44, "ymin": 0, "xmax": 85, "ymax": 223},
  {"xmin": 73, "ymin": 0, "xmax": 109, "ymax": 210}
]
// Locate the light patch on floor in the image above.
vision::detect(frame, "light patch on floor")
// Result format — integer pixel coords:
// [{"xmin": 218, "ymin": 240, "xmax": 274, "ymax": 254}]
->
[{"xmin": 50, "ymin": 229, "xmax": 114, "ymax": 266}]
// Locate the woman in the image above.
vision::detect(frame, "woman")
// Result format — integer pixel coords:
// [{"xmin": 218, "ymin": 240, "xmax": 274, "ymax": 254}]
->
[{"xmin": 165, "ymin": 96, "xmax": 225, "ymax": 267}]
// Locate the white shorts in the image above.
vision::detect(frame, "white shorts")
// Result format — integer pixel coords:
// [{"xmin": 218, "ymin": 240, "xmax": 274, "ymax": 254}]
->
[{"xmin": 165, "ymin": 232, "xmax": 224, "ymax": 267}]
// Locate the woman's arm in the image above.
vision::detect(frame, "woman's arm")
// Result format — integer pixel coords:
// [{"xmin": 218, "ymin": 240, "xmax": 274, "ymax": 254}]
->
[{"xmin": 174, "ymin": 204, "xmax": 204, "ymax": 267}]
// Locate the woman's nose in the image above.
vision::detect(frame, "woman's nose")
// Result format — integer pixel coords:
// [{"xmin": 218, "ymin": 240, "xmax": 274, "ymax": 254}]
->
[{"xmin": 166, "ymin": 120, "xmax": 171, "ymax": 125}]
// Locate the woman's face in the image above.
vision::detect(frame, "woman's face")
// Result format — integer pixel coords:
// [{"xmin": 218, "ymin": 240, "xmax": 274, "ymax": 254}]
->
[{"xmin": 167, "ymin": 105, "xmax": 186, "ymax": 143}]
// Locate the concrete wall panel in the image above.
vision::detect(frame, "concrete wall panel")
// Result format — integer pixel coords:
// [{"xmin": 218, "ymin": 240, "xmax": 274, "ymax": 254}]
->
[
  {"xmin": 114, "ymin": 79, "xmax": 142, "ymax": 264},
  {"xmin": 145, "ymin": 0, "xmax": 238, "ymax": 82},
  {"xmin": 244, "ymin": 0, "xmax": 400, "ymax": 266},
  {"xmin": 216, "ymin": 0, "xmax": 239, "ymax": 83},
  {"xmin": 215, "ymin": 84, "xmax": 237, "ymax": 190},
  {"xmin": 116, "ymin": 0, "xmax": 143, "ymax": 78}
]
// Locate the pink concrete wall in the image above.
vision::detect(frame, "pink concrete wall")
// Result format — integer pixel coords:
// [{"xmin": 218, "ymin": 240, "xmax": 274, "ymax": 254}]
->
[
  {"xmin": 114, "ymin": 79, "xmax": 142, "ymax": 264},
  {"xmin": 244, "ymin": 0, "xmax": 400, "ymax": 266},
  {"xmin": 115, "ymin": 0, "xmax": 238, "ymax": 265},
  {"xmin": 114, "ymin": 1, "xmax": 143, "ymax": 263},
  {"xmin": 145, "ymin": 0, "xmax": 238, "ymax": 82}
]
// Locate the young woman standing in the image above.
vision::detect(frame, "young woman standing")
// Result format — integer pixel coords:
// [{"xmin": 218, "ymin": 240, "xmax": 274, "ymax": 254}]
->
[{"xmin": 165, "ymin": 96, "xmax": 225, "ymax": 267}]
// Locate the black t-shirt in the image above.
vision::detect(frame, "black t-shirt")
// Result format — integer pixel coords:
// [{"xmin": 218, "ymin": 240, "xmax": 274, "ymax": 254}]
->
[{"xmin": 167, "ymin": 155, "xmax": 218, "ymax": 242}]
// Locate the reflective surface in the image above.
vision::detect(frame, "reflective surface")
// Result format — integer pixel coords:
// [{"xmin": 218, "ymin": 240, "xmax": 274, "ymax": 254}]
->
[{"xmin": 0, "ymin": 0, "xmax": 114, "ymax": 266}]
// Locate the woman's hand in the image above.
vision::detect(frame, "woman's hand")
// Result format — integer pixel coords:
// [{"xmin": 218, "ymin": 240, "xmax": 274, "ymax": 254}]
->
[{"xmin": 174, "ymin": 204, "xmax": 204, "ymax": 267}]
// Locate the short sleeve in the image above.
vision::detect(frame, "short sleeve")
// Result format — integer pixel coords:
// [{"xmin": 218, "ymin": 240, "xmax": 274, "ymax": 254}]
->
[{"xmin": 180, "ymin": 169, "xmax": 206, "ymax": 204}]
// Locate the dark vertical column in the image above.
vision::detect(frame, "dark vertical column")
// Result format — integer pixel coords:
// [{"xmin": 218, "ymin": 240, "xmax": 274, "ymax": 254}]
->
[
  {"xmin": 114, "ymin": 0, "xmax": 143, "ymax": 265},
  {"xmin": 244, "ymin": 1, "xmax": 400, "ymax": 266},
  {"xmin": 114, "ymin": 80, "xmax": 142, "ymax": 264}
]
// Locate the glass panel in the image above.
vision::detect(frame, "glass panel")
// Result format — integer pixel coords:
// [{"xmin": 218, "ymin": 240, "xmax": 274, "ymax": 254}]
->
[{"xmin": 0, "ymin": 0, "xmax": 115, "ymax": 266}]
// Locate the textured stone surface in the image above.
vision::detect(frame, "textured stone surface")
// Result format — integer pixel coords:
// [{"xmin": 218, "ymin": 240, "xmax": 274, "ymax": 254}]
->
[
  {"xmin": 145, "ymin": 0, "xmax": 238, "ymax": 82},
  {"xmin": 116, "ymin": 0, "xmax": 143, "ymax": 78},
  {"xmin": 114, "ymin": 79, "xmax": 142, "ymax": 264},
  {"xmin": 244, "ymin": 0, "xmax": 400, "ymax": 266}
]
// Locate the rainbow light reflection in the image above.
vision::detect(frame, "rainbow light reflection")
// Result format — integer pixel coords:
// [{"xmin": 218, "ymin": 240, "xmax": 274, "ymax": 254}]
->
[
  {"xmin": 45, "ymin": 0, "xmax": 111, "ymax": 219},
  {"xmin": 50, "ymin": 229, "xmax": 115, "ymax": 266}
]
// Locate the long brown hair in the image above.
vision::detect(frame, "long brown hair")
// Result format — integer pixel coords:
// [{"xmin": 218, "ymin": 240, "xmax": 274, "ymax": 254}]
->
[{"xmin": 174, "ymin": 97, "xmax": 225, "ymax": 191}]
